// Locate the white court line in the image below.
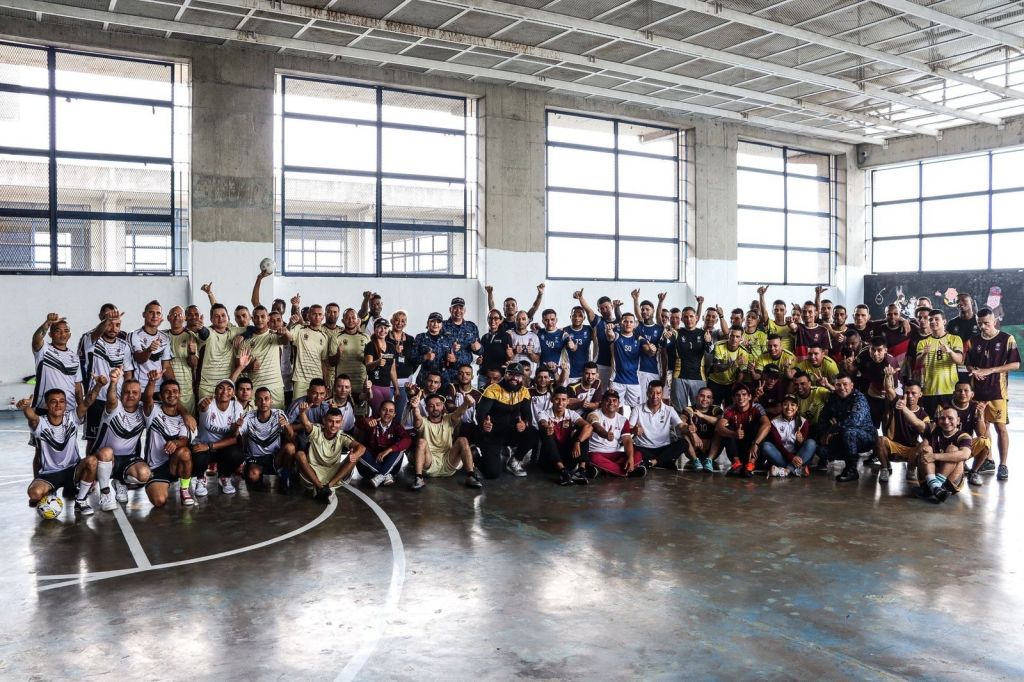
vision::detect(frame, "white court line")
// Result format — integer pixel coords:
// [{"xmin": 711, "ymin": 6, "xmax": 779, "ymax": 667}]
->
[
  {"xmin": 335, "ymin": 485, "xmax": 406, "ymax": 682},
  {"xmin": 0, "ymin": 478, "xmax": 32, "ymax": 487},
  {"xmin": 113, "ymin": 506, "xmax": 152, "ymax": 569},
  {"xmin": 37, "ymin": 495, "xmax": 338, "ymax": 589},
  {"xmin": 0, "ymin": 429, "xmax": 31, "ymax": 433}
]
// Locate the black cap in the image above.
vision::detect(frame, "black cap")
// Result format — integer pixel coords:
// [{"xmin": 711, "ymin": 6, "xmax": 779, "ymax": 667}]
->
[
  {"xmin": 450, "ymin": 297, "xmax": 466, "ymax": 307},
  {"xmin": 504, "ymin": 363, "xmax": 524, "ymax": 376},
  {"xmin": 373, "ymin": 318, "xmax": 390, "ymax": 328},
  {"xmin": 428, "ymin": 312, "xmax": 444, "ymax": 322}
]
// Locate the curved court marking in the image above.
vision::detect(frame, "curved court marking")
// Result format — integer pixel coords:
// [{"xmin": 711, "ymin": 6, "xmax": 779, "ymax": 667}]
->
[
  {"xmin": 335, "ymin": 485, "xmax": 407, "ymax": 682},
  {"xmin": 36, "ymin": 495, "xmax": 339, "ymax": 590}
]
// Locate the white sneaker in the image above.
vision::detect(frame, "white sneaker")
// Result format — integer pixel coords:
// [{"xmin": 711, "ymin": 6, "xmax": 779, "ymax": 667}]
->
[
  {"xmin": 180, "ymin": 488, "xmax": 196, "ymax": 507},
  {"xmin": 99, "ymin": 490, "xmax": 117, "ymax": 511},
  {"xmin": 370, "ymin": 474, "xmax": 386, "ymax": 488},
  {"xmin": 75, "ymin": 499, "xmax": 95, "ymax": 516},
  {"xmin": 769, "ymin": 465, "xmax": 789, "ymax": 478},
  {"xmin": 194, "ymin": 477, "xmax": 208, "ymax": 497},
  {"xmin": 906, "ymin": 466, "xmax": 918, "ymax": 482},
  {"xmin": 382, "ymin": 473, "xmax": 395, "ymax": 486},
  {"xmin": 114, "ymin": 480, "xmax": 128, "ymax": 504},
  {"xmin": 219, "ymin": 476, "xmax": 236, "ymax": 494},
  {"xmin": 506, "ymin": 457, "xmax": 527, "ymax": 477}
]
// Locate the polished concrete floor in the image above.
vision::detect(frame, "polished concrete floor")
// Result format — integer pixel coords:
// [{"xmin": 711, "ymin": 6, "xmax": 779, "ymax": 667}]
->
[{"xmin": 2, "ymin": 387, "xmax": 1024, "ymax": 681}]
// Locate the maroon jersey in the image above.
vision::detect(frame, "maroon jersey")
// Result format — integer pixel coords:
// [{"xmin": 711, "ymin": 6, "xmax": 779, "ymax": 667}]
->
[
  {"xmin": 857, "ymin": 353, "xmax": 900, "ymax": 399},
  {"xmin": 885, "ymin": 403, "xmax": 928, "ymax": 447},
  {"xmin": 567, "ymin": 380, "xmax": 603, "ymax": 414},
  {"xmin": 964, "ymin": 332, "xmax": 1020, "ymax": 401},
  {"xmin": 723, "ymin": 403, "xmax": 766, "ymax": 441},
  {"xmin": 874, "ymin": 322, "xmax": 911, "ymax": 366},
  {"xmin": 794, "ymin": 324, "xmax": 832, "ymax": 359},
  {"xmin": 690, "ymin": 405, "xmax": 722, "ymax": 441},
  {"xmin": 948, "ymin": 400, "xmax": 982, "ymax": 436},
  {"xmin": 927, "ymin": 425, "xmax": 972, "ymax": 453}
]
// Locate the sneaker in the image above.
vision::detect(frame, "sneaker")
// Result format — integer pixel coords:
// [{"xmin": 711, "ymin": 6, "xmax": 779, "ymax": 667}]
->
[
  {"xmin": 206, "ymin": 462, "xmax": 218, "ymax": 477},
  {"xmin": 559, "ymin": 469, "xmax": 573, "ymax": 486},
  {"xmin": 114, "ymin": 480, "xmax": 128, "ymax": 504},
  {"xmin": 219, "ymin": 476, "xmax": 236, "ymax": 494},
  {"xmin": 725, "ymin": 459, "xmax": 743, "ymax": 477},
  {"xmin": 866, "ymin": 455, "xmax": 881, "ymax": 467},
  {"xmin": 998, "ymin": 465, "xmax": 1009, "ymax": 481},
  {"xmin": 502, "ymin": 445, "xmax": 514, "ymax": 465},
  {"xmin": 570, "ymin": 468, "xmax": 589, "ymax": 485},
  {"xmin": 968, "ymin": 471, "xmax": 983, "ymax": 487},
  {"xmin": 410, "ymin": 475, "xmax": 426, "ymax": 491},
  {"xmin": 627, "ymin": 464, "xmax": 647, "ymax": 478},
  {"xmin": 878, "ymin": 467, "xmax": 890, "ymax": 483},
  {"xmin": 931, "ymin": 484, "xmax": 951, "ymax": 503},
  {"xmin": 383, "ymin": 473, "xmax": 396, "ymax": 487},
  {"xmin": 99, "ymin": 489, "xmax": 117, "ymax": 512},
  {"xmin": 585, "ymin": 464, "xmax": 600, "ymax": 479},
  {"xmin": 465, "ymin": 469, "xmax": 483, "ymax": 489},
  {"xmin": 506, "ymin": 457, "xmax": 527, "ymax": 477},
  {"xmin": 194, "ymin": 477, "xmax": 208, "ymax": 497},
  {"xmin": 979, "ymin": 459, "xmax": 996, "ymax": 474},
  {"xmin": 231, "ymin": 474, "xmax": 242, "ymax": 491},
  {"xmin": 835, "ymin": 467, "xmax": 859, "ymax": 483},
  {"xmin": 180, "ymin": 488, "xmax": 196, "ymax": 507},
  {"xmin": 370, "ymin": 474, "xmax": 386, "ymax": 488},
  {"xmin": 314, "ymin": 486, "xmax": 332, "ymax": 503},
  {"xmin": 906, "ymin": 466, "xmax": 919, "ymax": 483},
  {"xmin": 743, "ymin": 462, "xmax": 755, "ymax": 478},
  {"xmin": 702, "ymin": 458, "xmax": 715, "ymax": 472},
  {"xmin": 768, "ymin": 465, "xmax": 788, "ymax": 478},
  {"xmin": 688, "ymin": 459, "xmax": 703, "ymax": 471},
  {"xmin": 74, "ymin": 499, "xmax": 94, "ymax": 516}
]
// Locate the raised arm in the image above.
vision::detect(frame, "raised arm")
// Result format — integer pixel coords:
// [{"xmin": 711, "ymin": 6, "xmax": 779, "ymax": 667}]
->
[
  {"xmin": 573, "ymin": 288, "xmax": 597, "ymax": 321},
  {"xmin": 757, "ymin": 286, "xmax": 769, "ymax": 326},
  {"xmin": 485, "ymin": 285, "xmax": 496, "ymax": 313},
  {"xmin": 143, "ymin": 370, "xmax": 160, "ymax": 415},
  {"xmin": 200, "ymin": 281, "xmax": 218, "ymax": 307},
  {"xmin": 77, "ymin": 374, "xmax": 106, "ymax": 420},
  {"xmin": 526, "ymin": 283, "xmax": 545, "ymax": 319},
  {"xmin": 450, "ymin": 392, "xmax": 476, "ymax": 422},
  {"xmin": 251, "ymin": 271, "xmax": 269, "ymax": 308},
  {"xmin": 16, "ymin": 397, "xmax": 40, "ymax": 430},
  {"xmin": 631, "ymin": 288, "xmax": 642, "ymax": 319},
  {"xmin": 32, "ymin": 313, "xmax": 60, "ymax": 353}
]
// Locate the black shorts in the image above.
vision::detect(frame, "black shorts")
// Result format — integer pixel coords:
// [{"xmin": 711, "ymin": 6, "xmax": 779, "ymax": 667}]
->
[
  {"xmin": 113, "ymin": 454, "xmax": 146, "ymax": 483},
  {"xmin": 244, "ymin": 453, "xmax": 276, "ymax": 475},
  {"xmin": 85, "ymin": 401, "xmax": 106, "ymax": 443},
  {"xmin": 146, "ymin": 461, "xmax": 176, "ymax": 488},
  {"xmin": 34, "ymin": 463, "xmax": 79, "ymax": 494}
]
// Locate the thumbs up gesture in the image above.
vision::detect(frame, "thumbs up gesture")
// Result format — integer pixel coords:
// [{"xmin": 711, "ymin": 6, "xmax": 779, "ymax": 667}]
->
[{"xmin": 515, "ymin": 415, "xmax": 526, "ymax": 432}]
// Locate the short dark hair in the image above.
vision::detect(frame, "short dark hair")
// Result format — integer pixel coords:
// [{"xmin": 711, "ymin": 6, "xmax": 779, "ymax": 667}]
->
[
  {"xmin": 583, "ymin": 361, "xmax": 598, "ymax": 370},
  {"xmin": 542, "ymin": 308, "xmax": 557, "ymax": 317},
  {"xmin": 553, "ymin": 386, "xmax": 569, "ymax": 396},
  {"xmin": 236, "ymin": 377, "xmax": 253, "ymax": 389},
  {"xmin": 647, "ymin": 380, "xmax": 664, "ymax": 391},
  {"xmin": 44, "ymin": 388, "xmax": 66, "ymax": 400},
  {"xmin": 977, "ymin": 307, "xmax": 994, "ymax": 318},
  {"xmin": 308, "ymin": 378, "xmax": 327, "ymax": 390}
]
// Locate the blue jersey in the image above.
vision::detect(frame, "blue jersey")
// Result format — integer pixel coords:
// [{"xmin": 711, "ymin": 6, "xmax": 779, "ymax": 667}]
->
[
  {"xmin": 563, "ymin": 325, "xmax": 592, "ymax": 378},
  {"xmin": 612, "ymin": 334, "xmax": 642, "ymax": 385},
  {"xmin": 636, "ymin": 323, "xmax": 663, "ymax": 374},
  {"xmin": 591, "ymin": 314, "xmax": 616, "ymax": 366},
  {"xmin": 537, "ymin": 329, "xmax": 568, "ymax": 367}
]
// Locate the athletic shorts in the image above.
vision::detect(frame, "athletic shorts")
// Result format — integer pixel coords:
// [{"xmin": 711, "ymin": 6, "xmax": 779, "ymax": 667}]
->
[
  {"xmin": 146, "ymin": 461, "xmax": 176, "ymax": 487},
  {"xmin": 971, "ymin": 437, "xmax": 991, "ymax": 459},
  {"xmin": 245, "ymin": 453, "xmax": 276, "ymax": 475},
  {"xmin": 611, "ymin": 381, "xmax": 642, "ymax": 408},
  {"xmin": 881, "ymin": 438, "xmax": 917, "ymax": 460},
  {"xmin": 984, "ymin": 399, "xmax": 1008, "ymax": 425},
  {"xmin": 637, "ymin": 371, "xmax": 660, "ymax": 398},
  {"xmin": 113, "ymin": 455, "xmax": 146, "ymax": 483},
  {"xmin": 34, "ymin": 463, "xmax": 79, "ymax": 494},
  {"xmin": 426, "ymin": 449, "xmax": 462, "ymax": 478},
  {"xmin": 672, "ymin": 378, "xmax": 706, "ymax": 412},
  {"xmin": 947, "ymin": 473, "xmax": 966, "ymax": 493}
]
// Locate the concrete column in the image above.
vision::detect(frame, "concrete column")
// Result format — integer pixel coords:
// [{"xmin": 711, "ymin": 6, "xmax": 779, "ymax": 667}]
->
[
  {"xmin": 693, "ymin": 120, "xmax": 738, "ymax": 309},
  {"xmin": 189, "ymin": 46, "xmax": 276, "ymax": 306}
]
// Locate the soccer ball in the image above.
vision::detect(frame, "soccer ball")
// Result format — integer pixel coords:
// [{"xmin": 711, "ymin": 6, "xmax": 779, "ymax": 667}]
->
[
  {"xmin": 259, "ymin": 257, "xmax": 276, "ymax": 275},
  {"xmin": 36, "ymin": 494, "xmax": 64, "ymax": 520}
]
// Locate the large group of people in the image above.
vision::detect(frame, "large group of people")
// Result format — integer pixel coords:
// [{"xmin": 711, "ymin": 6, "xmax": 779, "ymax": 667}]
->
[{"xmin": 18, "ymin": 272, "xmax": 1019, "ymax": 518}]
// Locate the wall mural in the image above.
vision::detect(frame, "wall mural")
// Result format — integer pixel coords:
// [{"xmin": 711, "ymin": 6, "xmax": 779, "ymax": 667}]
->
[{"xmin": 865, "ymin": 271, "xmax": 1022, "ymax": 371}]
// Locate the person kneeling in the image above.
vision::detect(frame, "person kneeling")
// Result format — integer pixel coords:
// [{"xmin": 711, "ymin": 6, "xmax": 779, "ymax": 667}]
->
[
  {"xmin": 354, "ymin": 400, "xmax": 412, "ymax": 488},
  {"xmin": 294, "ymin": 404, "xmax": 365, "ymax": 502},
  {"xmin": 629, "ymin": 380, "xmax": 688, "ymax": 470},
  {"xmin": 587, "ymin": 390, "xmax": 645, "ymax": 478},
  {"xmin": 914, "ymin": 406, "xmax": 972, "ymax": 504},
  {"xmin": 409, "ymin": 391, "xmax": 482, "ymax": 490},
  {"xmin": 537, "ymin": 386, "xmax": 592, "ymax": 485},
  {"xmin": 758, "ymin": 394, "xmax": 815, "ymax": 477},
  {"xmin": 716, "ymin": 384, "xmax": 768, "ymax": 478}
]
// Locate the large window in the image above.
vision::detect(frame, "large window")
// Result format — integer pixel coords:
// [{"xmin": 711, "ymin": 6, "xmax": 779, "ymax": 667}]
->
[
  {"xmin": 277, "ymin": 76, "xmax": 473, "ymax": 277},
  {"xmin": 871, "ymin": 149, "xmax": 1024, "ymax": 272},
  {"xmin": 736, "ymin": 141, "xmax": 834, "ymax": 285},
  {"xmin": 0, "ymin": 41, "xmax": 189, "ymax": 274},
  {"xmin": 545, "ymin": 111, "xmax": 682, "ymax": 281}
]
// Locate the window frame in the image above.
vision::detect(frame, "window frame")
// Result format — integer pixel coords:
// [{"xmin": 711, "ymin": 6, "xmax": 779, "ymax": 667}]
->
[
  {"xmin": 544, "ymin": 110, "xmax": 683, "ymax": 282},
  {"xmin": 0, "ymin": 41, "xmax": 182, "ymax": 276},
  {"xmin": 736, "ymin": 140, "xmax": 836, "ymax": 286},
  {"xmin": 870, "ymin": 149, "xmax": 1024, "ymax": 273},
  {"xmin": 279, "ymin": 75, "xmax": 469, "ymax": 278}
]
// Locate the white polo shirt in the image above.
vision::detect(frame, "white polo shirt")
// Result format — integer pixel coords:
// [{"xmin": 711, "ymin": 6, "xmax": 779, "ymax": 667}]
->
[{"xmin": 628, "ymin": 402, "xmax": 682, "ymax": 449}]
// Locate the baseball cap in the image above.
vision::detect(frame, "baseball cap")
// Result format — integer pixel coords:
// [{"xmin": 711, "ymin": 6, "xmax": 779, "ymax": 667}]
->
[
  {"xmin": 373, "ymin": 317, "xmax": 390, "ymax": 328},
  {"xmin": 427, "ymin": 312, "xmax": 444, "ymax": 322},
  {"xmin": 450, "ymin": 297, "xmax": 466, "ymax": 307},
  {"xmin": 504, "ymin": 363, "xmax": 524, "ymax": 376}
]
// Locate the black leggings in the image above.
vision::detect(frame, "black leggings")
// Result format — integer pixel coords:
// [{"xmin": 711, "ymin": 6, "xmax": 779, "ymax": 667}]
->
[
  {"xmin": 476, "ymin": 425, "xmax": 539, "ymax": 479},
  {"xmin": 214, "ymin": 443, "xmax": 246, "ymax": 477},
  {"xmin": 638, "ymin": 441, "xmax": 687, "ymax": 468},
  {"xmin": 538, "ymin": 434, "xmax": 590, "ymax": 471}
]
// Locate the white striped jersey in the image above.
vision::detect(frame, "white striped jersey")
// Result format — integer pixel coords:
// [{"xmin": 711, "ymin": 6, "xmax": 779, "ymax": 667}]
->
[
  {"xmin": 86, "ymin": 337, "xmax": 135, "ymax": 400},
  {"xmin": 33, "ymin": 343, "xmax": 82, "ymax": 412},
  {"xmin": 198, "ymin": 400, "xmax": 243, "ymax": 444},
  {"xmin": 144, "ymin": 406, "xmax": 191, "ymax": 469},
  {"xmin": 238, "ymin": 409, "xmax": 286, "ymax": 457},
  {"xmin": 129, "ymin": 328, "xmax": 173, "ymax": 392},
  {"xmin": 34, "ymin": 412, "xmax": 82, "ymax": 474},
  {"xmin": 94, "ymin": 403, "xmax": 146, "ymax": 456}
]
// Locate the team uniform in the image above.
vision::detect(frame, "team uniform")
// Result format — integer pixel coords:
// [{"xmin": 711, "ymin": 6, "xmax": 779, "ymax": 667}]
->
[
  {"xmin": 964, "ymin": 331, "xmax": 1020, "ymax": 424},
  {"xmin": 766, "ymin": 319, "xmax": 794, "ymax": 353},
  {"xmin": 793, "ymin": 324, "xmax": 831, "ymax": 360},
  {"xmin": 795, "ymin": 357, "xmax": 840, "ymax": 385},
  {"xmin": 946, "ymin": 400, "xmax": 991, "ymax": 460},
  {"xmin": 796, "ymin": 387, "xmax": 830, "ymax": 432},
  {"xmin": 880, "ymin": 404, "xmax": 929, "ymax": 459},
  {"xmin": 143, "ymin": 407, "xmax": 191, "ymax": 486},
  {"xmin": 636, "ymin": 322, "xmax": 664, "ymax": 398},
  {"xmin": 238, "ymin": 409, "xmax": 287, "ymax": 475},
  {"xmin": 94, "ymin": 403, "xmax": 147, "ymax": 483},
  {"xmin": 244, "ymin": 331, "xmax": 288, "ymax": 409},
  {"xmin": 32, "ymin": 412, "xmax": 83, "ymax": 493},
  {"xmin": 419, "ymin": 416, "xmax": 462, "ymax": 477},
  {"xmin": 330, "ymin": 331, "xmax": 371, "ymax": 392},
  {"xmin": 529, "ymin": 387, "xmax": 553, "ymax": 427},
  {"xmin": 167, "ymin": 329, "xmax": 199, "ymax": 414},
  {"xmin": 875, "ymin": 322, "xmax": 911, "ymax": 368},
  {"xmin": 741, "ymin": 328, "xmax": 768, "ymax": 361},
  {"xmin": 197, "ymin": 327, "xmax": 245, "ymax": 399},
  {"xmin": 83, "ymin": 336, "xmax": 135, "ymax": 441},
  {"xmin": 537, "ymin": 329, "xmax": 570, "ymax": 371},
  {"xmin": 587, "ymin": 411, "xmax": 641, "ymax": 477},
  {"xmin": 32, "ymin": 342, "xmax": 83, "ymax": 414},
  {"xmin": 610, "ymin": 333, "xmax": 644, "ymax": 408},
  {"xmin": 508, "ymin": 329, "xmax": 540, "ymax": 374},
  {"xmin": 706, "ymin": 342, "xmax": 749, "ymax": 406},
  {"xmin": 856, "ymin": 352, "xmax": 901, "ymax": 428},
  {"xmin": 567, "ymin": 380, "xmax": 604, "ymax": 417},
  {"xmin": 925, "ymin": 426, "xmax": 973, "ymax": 492},
  {"xmin": 563, "ymin": 325, "xmax": 593, "ymax": 382},
  {"xmin": 672, "ymin": 328, "xmax": 712, "ymax": 411},
  {"xmin": 289, "ymin": 324, "xmax": 329, "ymax": 397},
  {"xmin": 301, "ymin": 425, "xmax": 355, "ymax": 488},
  {"xmin": 129, "ymin": 328, "xmax": 173, "ymax": 394},
  {"xmin": 916, "ymin": 333, "xmax": 963, "ymax": 414},
  {"xmin": 590, "ymin": 314, "xmax": 617, "ymax": 387}
]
